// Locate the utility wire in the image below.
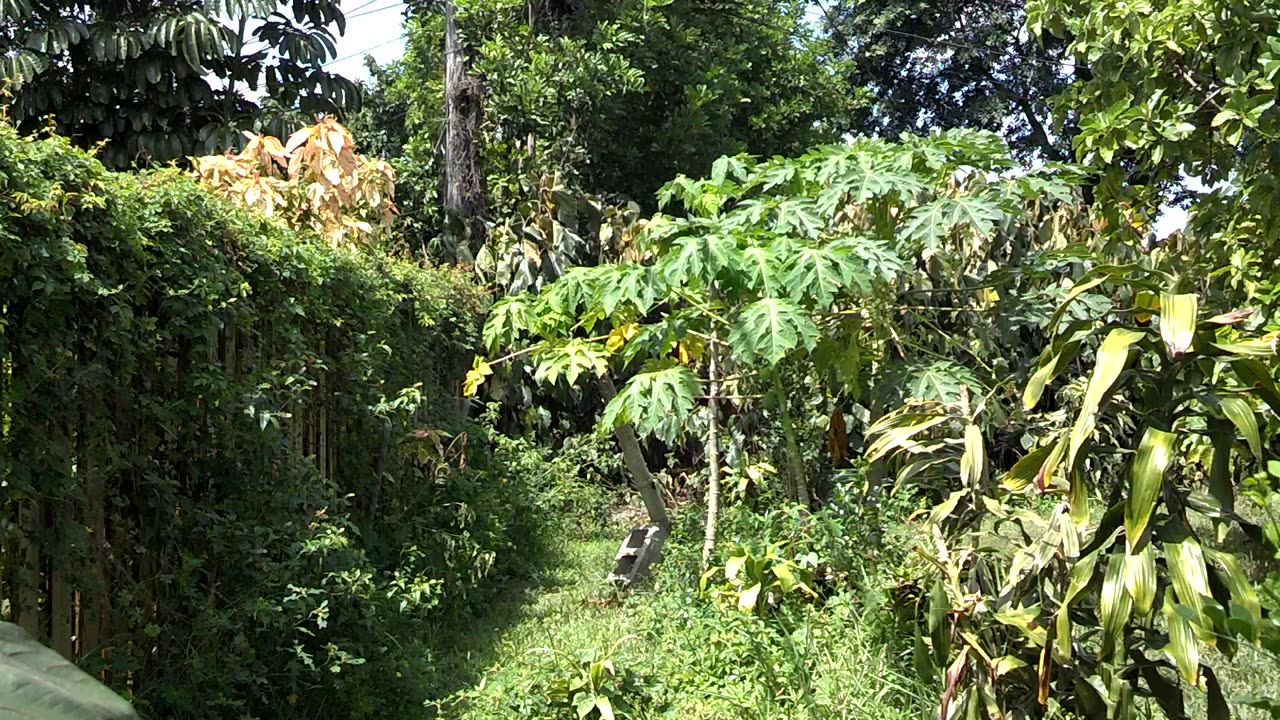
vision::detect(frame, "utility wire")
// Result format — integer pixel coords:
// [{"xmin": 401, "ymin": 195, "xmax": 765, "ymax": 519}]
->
[
  {"xmin": 343, "ymin": 0, "xmax": 389, "ymax": 16},
  {"xmin": 347, "ymin": 1, "xmax": 405, "ymax": 20},
  {"xmin": 323, "ymin": 33, "xmax": 408, "ymax": 66}
]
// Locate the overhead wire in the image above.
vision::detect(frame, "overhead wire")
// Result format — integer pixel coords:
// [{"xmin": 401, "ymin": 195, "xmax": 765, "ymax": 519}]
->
[
  {"xmin": 346, "ymin": 1, "xmax": 406, "ymax": 20},
  {"xmin": 342, "ymin": 0, "xmax": 390, "ymax": 16},
  {"xmin": 323, "ymin": 33, "xmax": 408, "ymax": 66}
]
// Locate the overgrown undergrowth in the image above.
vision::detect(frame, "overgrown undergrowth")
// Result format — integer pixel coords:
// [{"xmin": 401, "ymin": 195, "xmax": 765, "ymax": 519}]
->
[{"xmin": 425, "ymin": 498, "xmax": 933, "ymax": 720}]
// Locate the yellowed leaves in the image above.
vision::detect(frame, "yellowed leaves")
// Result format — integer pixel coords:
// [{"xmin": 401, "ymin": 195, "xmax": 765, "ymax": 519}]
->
[
  {"xmin": 605, "ymin": 323, "xmax": 639, "ymax": 353},
  {"xmin": 193, "ymin": 117, "xmax": 396, "ymax": 248},
  {"xmin": 462, "ymin": 356, "xmax": 492, "ymax": 397}
]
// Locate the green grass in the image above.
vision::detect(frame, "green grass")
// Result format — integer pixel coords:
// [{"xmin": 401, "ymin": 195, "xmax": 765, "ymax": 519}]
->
[{"xmin": 420, "ymin": 522, "xmax": 932, "ymax": 719}]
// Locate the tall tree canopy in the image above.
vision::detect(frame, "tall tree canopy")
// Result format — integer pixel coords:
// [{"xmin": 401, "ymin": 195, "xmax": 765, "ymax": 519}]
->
[
  {"xmin": 0, "ymin": 0, "xmax": 357, "ymax": 167},
  {"xmin": 1030, "ymin": 0, "xmax": 1280, "ymax": 255},
  {"xmin": 363, "ymin": 0, "xmax": 855, "ymax": 256},
  {"xmin": 822, "ymin": 0, "xmax": 1077, "ymax": 160}
]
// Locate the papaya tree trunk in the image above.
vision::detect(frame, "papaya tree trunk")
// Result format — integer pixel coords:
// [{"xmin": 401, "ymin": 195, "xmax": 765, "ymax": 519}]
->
[
  {"xmin": 773, "ymin": 369, "xmax": 810, "ymax": 507},
  {"xmin": 599, "ymin": 374, "xmax": 670, "ymax": 532},
  {"xmin": 701, "ymin": 338, "xmax": 721, "ymax": 567}
]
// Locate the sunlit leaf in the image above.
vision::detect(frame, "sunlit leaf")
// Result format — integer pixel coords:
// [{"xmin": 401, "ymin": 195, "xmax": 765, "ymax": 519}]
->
[
  {"xmin": 1124, "ymin": 543, "xmax": 1156, "ymax": 617},
  {"xmin": 727, "ymin": 298, "xmax": 819, "ymax": 366},
  {"xmin": 599, "ymin": 363, "xmax": 699, "ymax": 443},
  {"xmin": 1158, "ymin": 292, "xmax": 1197, "ymax": 357},
  {"xmin": 1124, "ymin": 427, "xmax": 1176, "ymax": 552},
  {"xmin": 531, "ymin": 339, "xmax": 610, "ymax": 387},
  {"xmin": 1099, "ymin": 553, "xmax": 1132, "ymax": 658},
  {"xmin": 1068, "ymin": 328, "xmax": 1145, "ymax": 470}
]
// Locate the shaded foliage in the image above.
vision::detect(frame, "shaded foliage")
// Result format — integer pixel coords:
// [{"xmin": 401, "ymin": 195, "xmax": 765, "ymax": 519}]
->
[{"xmin": 0, "ymin": 0, "xmax": 358, "ymax": 167}]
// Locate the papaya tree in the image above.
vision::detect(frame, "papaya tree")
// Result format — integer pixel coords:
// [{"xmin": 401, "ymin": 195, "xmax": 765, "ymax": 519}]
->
[
  {"xmin": 873, "ymin": 240, "xmax": 1280, "ymax": 718},
  {"xmin": 470, "ymin": 130, "xmax": 1080, "ymax": 562}
]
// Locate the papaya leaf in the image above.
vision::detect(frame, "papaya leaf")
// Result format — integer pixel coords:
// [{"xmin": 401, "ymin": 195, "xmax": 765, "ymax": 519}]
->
[
  {"xmin": 740, "ymin": 245, "xmax": 778, "ymax": 295},
  {"xmin": 728, "ymin": 298, "xmax": 819, "ymax": 366},
  {"xmin": 531, "ymin": 339, "xmax": 610, "ymax": 387},
  {"xmin": 599, "ymin": 363, "xmax": 698, "ymax": 443},
  {"xmin": 780, "ymin": 244, "xmax": 857, "ymax": 309},
  {"xmin": 482, "ymin": 294, "xmax": 536, "ymax": 354}
]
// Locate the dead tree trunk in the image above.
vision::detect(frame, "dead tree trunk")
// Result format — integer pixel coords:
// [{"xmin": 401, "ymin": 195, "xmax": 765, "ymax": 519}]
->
[{"xmin": 443, "ymin": 0, "xmax": 487, "ymax": 261}]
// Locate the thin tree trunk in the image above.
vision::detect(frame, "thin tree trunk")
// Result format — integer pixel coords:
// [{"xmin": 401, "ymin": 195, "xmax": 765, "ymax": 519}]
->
[
  {"xmin": 773, "ymin": 369, "xmax": 810, "ymax": 507},
  {"xmin": 701, "ymin": 338, "xmax": 721, "ymax": 567},
  {"xmin": 599, "ymin": 374, "xmax": 670, "ymax": 532}
]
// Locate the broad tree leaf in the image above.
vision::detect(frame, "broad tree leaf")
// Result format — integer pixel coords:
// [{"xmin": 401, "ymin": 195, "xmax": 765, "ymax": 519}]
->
[
  {"xmin": 896, "ymin": 359, "xmax": 982, "ymax": 403},
  {"xmin": 728, "ymin": 298, "xmax": 819, "ymax": 366},
  {"xmin": 946, "ymin": 193, "xmax": 1006, "ymax": 238},
  {"xmin": 865, "ymin": 411, "xmax": 949, "ymax": 462},
  {"xmin": 1099, "ymin": 552, "xmax": 1133, "ymax": 658},
  {"xmin": 1165, "ymin": 538, "xmax": 1214, "ymax": 641},
  {"xmin": 1124, "ymin": 543, "xmax": 1157, "ymax": 617},
  {"xmin": 901, "ymin": 197, "xmax": 953, "ymax": 251},
  {"xmin": 740, "ymin": 245, "xmax": 778, "ymax": 295},
  {"xmin": 599, "ymin": 363, "xmax": 699, "ymax": 443},
  {"xmin": 1002, "ymin": 443, "xmax": 1056, "ymax": 493},
  {"xmin": 928, "ymin": 578, "xmax": 950, "ymax": 668},
  {"xmin": 1124, "ymin": 427, "xmax": 1176, "ymax": 552},
  {"xmin": 531, "ymin": 339, "xmax": 610, "ymax": 386},
  {"xmin": 1163, "ymin": 604, "xmax": 1201, "ymax": 685},
  {"xmin": 780, "ymin": 244, "xmax": 857, "ymax": 309},
  {"xmin": 960, "ymin": 423, "xmax": 984, "ymax": 488},
  {"xmin": 597, "ymin": 264, "xmax": 660, "ymax": 317},
  {"xmin": 483, "ymin": 294, "xmax": 536, "ymax": 353},
  {"xmin": 1218, "ymin": 396, "xmax": 1261, "ymax": 459},
  {"xmin": 1056, "ymin": 550, "xmax": 1100, "ymax": 658},
  {"xmin": 1204, "ymin": 548, "xmax": 1261, "ymax": 628},
  {"xmin": 0, "ymin": 622, "xmax": 138, "ymax": 719},
  {"xmin": 661, "ymin": 233, "xmax": 741, "ymax": 286},
  {"xmin": 772, "ymin": 198, "xmax": 824, "ymax": 239},
  {"xmin": 1023, "ymin": 321, "xmax": 1094, "ymax": 410}
]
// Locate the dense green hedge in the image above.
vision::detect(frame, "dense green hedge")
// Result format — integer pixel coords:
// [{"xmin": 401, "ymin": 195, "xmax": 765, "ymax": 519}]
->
[{"xmin": 0, "ymin": 125, "xmax": 546, "ymax": 718}]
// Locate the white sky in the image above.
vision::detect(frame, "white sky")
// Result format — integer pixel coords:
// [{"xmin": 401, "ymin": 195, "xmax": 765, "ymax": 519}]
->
[{"xmin": 328, "ymin": 0, "xmax": 408, "ymax": 82}]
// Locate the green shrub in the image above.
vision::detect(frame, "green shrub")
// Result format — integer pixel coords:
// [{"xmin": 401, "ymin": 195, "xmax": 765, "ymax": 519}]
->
[{"xmin": 0, "ymin": 123, "xmax": 561, "ymax": 718}]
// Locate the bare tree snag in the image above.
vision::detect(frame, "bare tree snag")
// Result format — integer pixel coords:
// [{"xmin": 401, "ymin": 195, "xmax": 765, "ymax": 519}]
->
[{"xmin": 442, "ymin": 0, "xmax": 487, "ymax": 260}]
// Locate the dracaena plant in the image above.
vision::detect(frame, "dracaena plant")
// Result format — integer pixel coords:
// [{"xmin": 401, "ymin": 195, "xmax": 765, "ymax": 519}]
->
[{"xmin": 872, "ymin": 263, "xmax": 1279, "ymax": 719}]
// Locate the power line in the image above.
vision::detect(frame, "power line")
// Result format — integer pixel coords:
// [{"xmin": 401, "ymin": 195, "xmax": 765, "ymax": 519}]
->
[
  {"xmin": 343, "ymin": 0, "xmax": 389, "ymax": 15},
  {"xmin": 347, "ymin": 1, "xmax": 405, "ymax": 20},
  {"xmin": 323, "ymin": 33, "xmax": 408, "ymax": 67}
]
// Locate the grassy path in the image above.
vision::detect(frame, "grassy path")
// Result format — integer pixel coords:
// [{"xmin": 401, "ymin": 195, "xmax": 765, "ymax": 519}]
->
[{"xmin": 421, "ymin": 526, "xmax": 933, "ymax": 720}]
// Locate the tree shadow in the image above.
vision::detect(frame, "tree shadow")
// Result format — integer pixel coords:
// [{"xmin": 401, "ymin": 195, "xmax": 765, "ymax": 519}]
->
[{"xmin": 415, "ymin": 532, "xmax": 616, "ymax": 715}]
